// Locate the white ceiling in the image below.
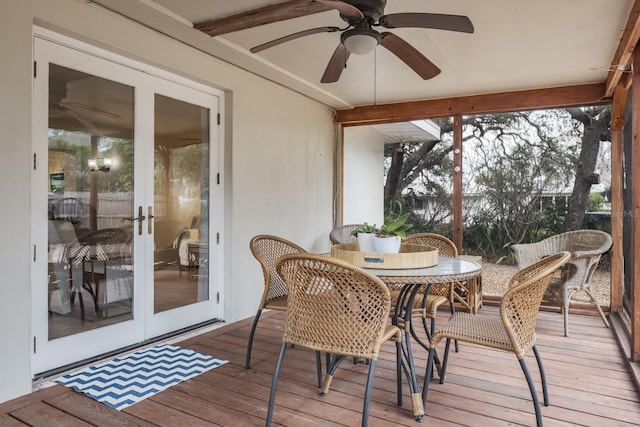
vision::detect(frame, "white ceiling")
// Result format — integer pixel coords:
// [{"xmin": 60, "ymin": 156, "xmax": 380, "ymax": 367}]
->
[{"xmin": 91, "ymin": 0, "xmax": 634, "ymax": 110}]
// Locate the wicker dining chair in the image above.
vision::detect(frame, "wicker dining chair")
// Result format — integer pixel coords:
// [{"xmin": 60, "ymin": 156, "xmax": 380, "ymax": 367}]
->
[
  {"xmin": 398, "ymin": 233, "xmax": 458, "ymax": 348},
  {"xmin": 423, "ymin": 251, "xmax": 571, "ymax": 427},
  {"xmin": 245, "ymin": 235, "xmax": 306, "ymax": 370},
  {"xmin": 267, "ymin": 253, "xmax": 403, "ymax": 427},
  {"xmin": 66, "ymin": 227, "xmax": 132, "ymax": 319},
  {"xmin": 511, "ymin": 230, "xmax": 612, "ymax": 336},
  {"xmin": 329, "ymin": 223, "xmax": 362, "ymax": 245}
]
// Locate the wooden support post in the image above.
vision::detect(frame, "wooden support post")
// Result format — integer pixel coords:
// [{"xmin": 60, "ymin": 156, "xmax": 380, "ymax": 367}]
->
[
  {"xmin": 632, "ymin": 46, "xmax": 640, "ymax": 362},
  {"xmin": 335, "ymin": 125, "xmax": 344, "ymax": 227},
  {"xmin": 453, "ymin": 115, "xmax": 463, "ymax": 251},
  {"xmin": 610, "ymin": 78, "xmax": 629, "ymax": 312}
]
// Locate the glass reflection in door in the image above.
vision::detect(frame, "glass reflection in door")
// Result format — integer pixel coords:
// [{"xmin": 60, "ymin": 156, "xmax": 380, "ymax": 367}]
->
[
  {"xmin": 154, "ymin": 94, "xmax": 210, "ymax": 313},
  {"xmin": 47, "ymin": 64, "xmax": 134, "ymax": 339}
]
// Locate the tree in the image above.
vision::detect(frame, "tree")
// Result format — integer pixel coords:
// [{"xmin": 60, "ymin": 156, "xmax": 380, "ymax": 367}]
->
[
  {"xmin": 383, "ymin": 107, "xmax": 607, "ymax": 256},
  {"xmin": 563, "ymin": 106, "xmax": 611, "ymax": 230}
]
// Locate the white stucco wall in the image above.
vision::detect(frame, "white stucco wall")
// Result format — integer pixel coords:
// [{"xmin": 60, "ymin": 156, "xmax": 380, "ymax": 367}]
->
[
  {"xmin": 343, "ymin": 126, "xmax": 385, "ymax": 227},
  {"xmin": 0, "ymin": 0, "xmax": 335, "ymax": 403},
  {"xmin": 0, "ymin": 1, "xmax": 35, "ymax": 403}
]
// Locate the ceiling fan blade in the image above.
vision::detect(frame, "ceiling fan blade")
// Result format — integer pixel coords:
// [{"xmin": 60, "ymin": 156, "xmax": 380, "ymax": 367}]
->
[
  {"xmin": 380, "ymin": 32, "xmax": 441, "ymax": 80},
  {"xmin": 251, "ymin": 26, "xmax": 341, "ymax": 53},
  {"xmin": 195, "ymin": 0, "xmax": 362, "ymax": 37},
  {"xmin": 321, "ymin": 43, "xmax": 351, "ymax": 83},
  {"xmin": 195, "ymin": 0, "xmax": 334, "ymax": 37},
  {"xmin": 379, "ymin": 13, "xmax": 474, "ymax": 33},
  {"xmin": 315, "ymin": 0, "xmax": 363, "ymax": 20}
]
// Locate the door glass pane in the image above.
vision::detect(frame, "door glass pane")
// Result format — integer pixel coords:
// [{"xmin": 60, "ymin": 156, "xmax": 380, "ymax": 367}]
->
[
  {"xmin": 154, "ymin": 95, "xmax": 210, "ymax": 313},
  {"xmin": 48, "ymin": 64, "xmax": 135, "ymax": 339}
]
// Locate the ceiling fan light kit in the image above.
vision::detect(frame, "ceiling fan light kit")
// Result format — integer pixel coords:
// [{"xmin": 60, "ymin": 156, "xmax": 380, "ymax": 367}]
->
[
  {"xmin": 197, "ymin": 0, "xmax": 474, "ymax": 83},
  {"xmin": 342, "ymin": 28, "xmax": 380, "ymax": 55}
]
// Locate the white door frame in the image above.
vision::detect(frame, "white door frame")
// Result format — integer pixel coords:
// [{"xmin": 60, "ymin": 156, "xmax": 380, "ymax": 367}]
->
[{"xmin": 31, "ymin": 28, "xmax": 224, "ymax": 375}]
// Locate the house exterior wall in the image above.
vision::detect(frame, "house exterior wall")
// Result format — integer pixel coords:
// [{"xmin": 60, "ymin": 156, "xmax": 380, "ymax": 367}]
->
[
  {"xmin": 0, "ymin": 0, "xmax": 335, "ymax": 403},
  {"xmin": 343, "ymin": 126, "xmax": 385, "ymax": 226}
]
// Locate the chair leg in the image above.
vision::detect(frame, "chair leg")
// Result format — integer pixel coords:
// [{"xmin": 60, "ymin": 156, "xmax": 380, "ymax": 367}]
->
[
  {"xmin": 321, "ymin": 354, "xmax": 346, "ymax": 396},
  {"xmin": 532, "ymin": 345, "xmax": 549, "ymax": 406},
  {"xmin": 245, "ymin": 309, "xmax": 263, "ymax": 369},
  {"xmin": 561, "ymin": 288, "xmax": 575, "ymax": 337},
  {"xmin": 584, "ymin": 288, "xmax": 610, "ymax": 328},
  {"xmin": 518, "ymin": 357, "xmax": 544, "ymax": 427},
  {"xmin": 562, "ymin": 303, "xmax": 570, "ymax": 337},
  {"xmin": 396, "ymin": 341, "xmax": 402, "ymax": 407},
  {"xmin": 439, "ymin": 338, "xmax": 452, "ymax": 384},
  {"xmin": 449, "ymin": 301, "xmax": 459, "ymax": 353},
  {"xmin": 362, "ymin": 360, "xmax": 377, "ymax": 427},
  {"xmin": 422, "ymin": 346, "xmax": 436, "ymax": 409},
  {"xmin": 265, "ymin": 342, "xmax": 287, "ymax": 427},
  {"xmin": 316, "ymin": 351, "xmax": 323, "ymax": 388}
]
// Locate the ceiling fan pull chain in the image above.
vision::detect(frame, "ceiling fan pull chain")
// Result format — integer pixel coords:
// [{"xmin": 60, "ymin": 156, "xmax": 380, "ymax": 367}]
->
[{"xmin": 374, "ymin": 48, "xmax": 377, "ymax": 108}]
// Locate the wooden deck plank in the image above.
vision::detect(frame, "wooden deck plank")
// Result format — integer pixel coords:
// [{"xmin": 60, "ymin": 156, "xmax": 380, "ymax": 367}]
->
[
  {"xmin": 123, "ymin": 399, "xmax": 217, "ymax": 426},
  {"xmin": 9, "ymin": 401, "xmax": 92, "ymax": 427},
  {"xmin": 1, "ymin": 307, "xmax": 639, "ymax": 426},
  {"xmin": 44, "ymin": 391, "xmax": 155, "ymax": 427},
  {"xmin": 0, "ymin": 414, "xmax": 29, "ymax": 427}
]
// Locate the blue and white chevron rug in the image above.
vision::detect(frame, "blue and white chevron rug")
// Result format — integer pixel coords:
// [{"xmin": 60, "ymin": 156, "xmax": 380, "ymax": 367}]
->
[{"xmin": 54, "ymin": 344, "xmax": 227, "ymax": 410}]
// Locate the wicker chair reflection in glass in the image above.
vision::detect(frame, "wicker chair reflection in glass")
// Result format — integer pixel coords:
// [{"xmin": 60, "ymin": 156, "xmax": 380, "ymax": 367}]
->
[
  {"xmin": 245, "ymin": 235, "xmax": 306, "ymax": 369},
  {"xmin": 66, "ymin": 227, "xmax": 132, "ymax": 319},
  {"xmin": 423, "ymin": 251, "xmax": 571, "ymax": 427},
  {"xmin": 266, "ymin": 254, "xmax": 403, "ymax": 427}
]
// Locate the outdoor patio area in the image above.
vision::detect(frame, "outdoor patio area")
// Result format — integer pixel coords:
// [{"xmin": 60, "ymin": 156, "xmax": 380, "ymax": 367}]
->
[{"xmin": 2, "ymin": 305, "xmax": 638, "ymax": 426}]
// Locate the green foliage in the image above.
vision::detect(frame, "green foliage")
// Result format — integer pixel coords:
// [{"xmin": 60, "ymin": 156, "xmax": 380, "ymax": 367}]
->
[
  {"xmin": 382, "ymin": 110, "xmax": 585, "ymax": 262},
  {"xmin": 351, "ymin": 222, "xmax": 379, "ymax": 236},
  {"xmin": 171, "ymin": 144, "xmax": 209, "ymax": 185},
  {"xmin": 587, "ymin": 192, "xmax": 604, "ymax": 212},
  {"xmin": 378, "ymin": 212, "xmax": 412, "ymax": 238}
]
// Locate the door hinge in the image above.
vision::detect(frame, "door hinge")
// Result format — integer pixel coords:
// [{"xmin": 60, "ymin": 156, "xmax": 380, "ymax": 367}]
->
[
  {"xmin": 33, "ymin": 61, "xmax": 36, "ymax": 78},
  {"xmin": 217, "ymin": 173, "xmax": 220, "ymax": 185},
  {"xmin": 216, "ymin": 233, "xmax": 220, "ymax": 244},
  {"xmin": 33, "ymin": 336, "xmax": 37, "ymax": 353},
  {"xmin": 217, "ymin": 113, "xmax": 220, "ymax": 125},
  {"xmin": 33, "ymin": 153, "xmax": 37, "ymax": 170},
  {"xmin": 33, "ymin": 245, "xmax": 36, "ymax": 262},
  {"xmin": 216, "ymin": 292, "xmax": 220, "ymax": 304}
]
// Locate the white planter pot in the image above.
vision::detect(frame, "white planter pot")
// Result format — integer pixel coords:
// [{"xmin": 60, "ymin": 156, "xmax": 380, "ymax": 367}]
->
[
  {"xmin": 356, "ymin": 233, "xmax": 376, "ymax": 253},
  {"xmin": 373, "ymin": 235, "xmax": 402, "ymax": 253}
]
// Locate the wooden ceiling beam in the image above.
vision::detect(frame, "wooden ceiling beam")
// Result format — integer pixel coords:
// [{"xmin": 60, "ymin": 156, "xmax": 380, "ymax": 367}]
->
[
  {"xmin": 605, "ymin": 0, "xmax": 640, "ymax": 97},
  {"xmin": 335, "ymin": 83, "xmax": 608, "ymax": 126},
  {"xmin": 195, "ymin": 0, "xmax": 333, "ymax": 36}
]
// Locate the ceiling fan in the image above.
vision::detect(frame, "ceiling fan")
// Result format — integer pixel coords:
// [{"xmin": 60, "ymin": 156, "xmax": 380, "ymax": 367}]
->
[{"xmin": 195, "ymin": 0, "xmax": 474, "ymax": 83}]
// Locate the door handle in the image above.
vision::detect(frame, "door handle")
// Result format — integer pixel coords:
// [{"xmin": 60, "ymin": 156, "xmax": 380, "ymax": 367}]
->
[
  {"xmin": 148, "ymin": 206, "xmax": 154, "ymax": 235},
  {"xmin": 125, "ymin": 206, "xmax": 146, "ymax": 235}
]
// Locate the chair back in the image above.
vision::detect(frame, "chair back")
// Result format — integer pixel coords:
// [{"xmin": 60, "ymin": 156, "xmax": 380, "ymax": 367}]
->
[
  {"xmin": 249, "ymin": 235, "xmax": 306, "ymax": 304},
  {"xmin": 68, "ymin": 227, "xmax": 131, "ymax": 265},
  {"xmin": 512, "ymin": 230, "xmax": 611, "ymax": 269},
  {"xmin": 511, "ymin": 230, "xmax": 611, "ymax": 290},
  {"xmin": 154, "ymin": 220, "xmax": 187, "ymax": 249},
  {"xmin": 276, "ymin": 253, "xmax": 392, "ymax": 360},
  {"xmin": 403, "ymin": 233, "xmax": 459, "ymax": 298},
  {"xmin": 404, "ymin": 233, "xmax": 458, "ymax": 257},
  {"xmin": 51, "ymin": 197, "xmax": 83, "ymax": 223},
  {"xmin": 501, "ymin": 251, "xmax": 571, "ymax": 358},
  {"xmin": 329, "ymin": 224, "xmax": 362, "ymax": 245}
]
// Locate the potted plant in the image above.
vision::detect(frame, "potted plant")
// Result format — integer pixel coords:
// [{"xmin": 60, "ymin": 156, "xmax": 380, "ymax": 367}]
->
[
  {"xmin": 351, "ymin": 222, "xmax": 378, "ymax": 252},
  {"xmin": 373, "ymin": 213, "xmax": 413, "ymax": 253}
]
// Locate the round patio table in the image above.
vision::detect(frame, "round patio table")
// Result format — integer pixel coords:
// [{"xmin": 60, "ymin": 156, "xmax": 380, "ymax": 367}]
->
[{"xmin": 362, "ymin": 256, "xmax": 482, "ymax": 421}]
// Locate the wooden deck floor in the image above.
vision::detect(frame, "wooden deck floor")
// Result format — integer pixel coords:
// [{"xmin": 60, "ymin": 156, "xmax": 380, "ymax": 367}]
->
[{"xmin": 2, "ymin": 306, "xmax": 639, "ymax": 426}]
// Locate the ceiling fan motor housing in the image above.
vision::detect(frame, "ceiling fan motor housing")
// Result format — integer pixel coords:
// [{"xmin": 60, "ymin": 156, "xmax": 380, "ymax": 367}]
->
[{"xmin": 342, "ymin": 0, "xmax": 387, "ymax": 24}]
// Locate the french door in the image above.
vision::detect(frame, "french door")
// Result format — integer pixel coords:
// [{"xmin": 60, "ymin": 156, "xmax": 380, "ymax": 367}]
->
[{"xmin": 32, "ymin": 33, "xmax": 223, "ymax": 375}]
